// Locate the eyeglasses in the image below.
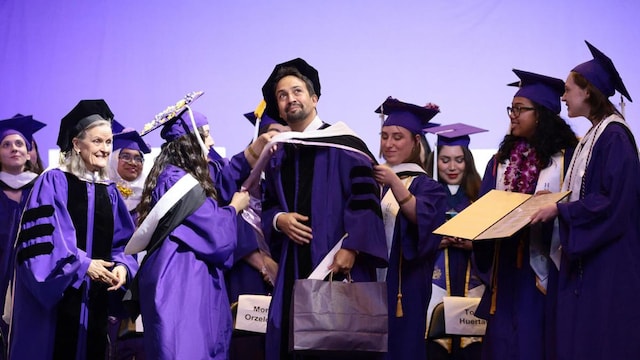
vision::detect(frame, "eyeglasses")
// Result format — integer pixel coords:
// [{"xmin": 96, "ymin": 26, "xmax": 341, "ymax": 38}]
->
[
  {"xmin": 118, "ymin": 153, "xmax": 144, "ymax": 165},
  {"xmin": 507, "ymin": 106, "xmax": 536, "ymax": 117}
]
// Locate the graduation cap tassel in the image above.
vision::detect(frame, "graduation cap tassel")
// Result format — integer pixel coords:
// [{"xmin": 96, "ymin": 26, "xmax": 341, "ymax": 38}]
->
[
  {"xmin": 396, "ymin": 293, "xmax": 404, "ymax": 318},
  {"xmin": 619, "ymin": 95, "xmax": 626, "ymax": 118},
  {"xmin": 396, "ymin": 249, "xmax": 404, "ymax": 318},
  {"xmin": 252, "ymin": 100, "xmax": 267, "ymax": 142}
]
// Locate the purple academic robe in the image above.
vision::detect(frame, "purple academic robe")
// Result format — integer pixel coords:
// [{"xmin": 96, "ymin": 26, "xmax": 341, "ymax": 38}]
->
[
  {"xmin": 262, "ymin": 145, "xmax": 388, "ymax": 360},
  {"xmin": 9, "ymin": 168, "xmax": 138, "ymax": 360},
  {"xmin": 137, "ymin": 164, "xmax": 238, "ymax": 360},
  {"xmin": 555, "ymin": 123, "xmax": 640, "ymax": 359},
  {"xmin": 473, "ymin": 152, "xmax": 571, "ymax": 360},
  {"xmin": 385, "ymin": 174, "xmax": 446, "ymax": 360},
  {"xmin": 208, "ymin": 150, "xmax": 269, "ymax": 303},
  {"xmin": 210, "ymin": 151, "xmax": 269, "ymax": 360},
  {"xmin": 209, "ymin": 150, "xmax": 251, "ymax": 205},
  {"xmin": 0, "ymin": 179, "xmax": 35, "ymax": 346},
  {"xmin": 427, "ymin": 187, "xmax": 484, "ymax": 360}
]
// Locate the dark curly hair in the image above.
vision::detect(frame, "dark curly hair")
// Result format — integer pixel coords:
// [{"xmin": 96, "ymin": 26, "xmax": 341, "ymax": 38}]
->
[
  {"xmin": 136, "ymin": 131, "xmax": 217, "ymax": 226},
  {"xmin": 497, "ymin": 102, "xmax": 578, "ymax": 169}
]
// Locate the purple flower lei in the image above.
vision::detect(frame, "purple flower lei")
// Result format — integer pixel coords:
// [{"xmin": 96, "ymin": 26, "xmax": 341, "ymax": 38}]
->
[{"xmin": 503, "ymin": 139, "xmax": 539, "ymax": 194}]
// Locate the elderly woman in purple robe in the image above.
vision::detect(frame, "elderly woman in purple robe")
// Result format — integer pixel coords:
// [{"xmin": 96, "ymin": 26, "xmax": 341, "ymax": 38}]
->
[
  {"xmin": 8, "ymin": 100, "xmax": 139, "ymax": 360},
  {"xmin": 532, "ymin": 41, "xmax": 640, "ymax": 360},
  {"xmin": 131, "ymin": 102, "xmax": 250, "ymax": 360}
]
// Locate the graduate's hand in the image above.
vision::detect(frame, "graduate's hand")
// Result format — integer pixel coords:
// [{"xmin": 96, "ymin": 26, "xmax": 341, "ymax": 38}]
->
[
  {"xmin": 373, "ymin": 164, "xmax": 400, "ymax": 186},
  {"xmin": 440, "ymin": 236, "xmax": 455, "ymax": 248},
  {"xmin": 87, "ymin": 259, "xmax": 119, "ymax": 286},
  {"xmin": 451, "ymin": 238, "xmax": 473, "ymax": 251},
  {"xmin": 328, "ymin": 249, "xmax": 356, "ymax": 275},
  {"xmin": 530, "ymin": 203, "xmax": 558, "ymax": 224},
  {"xmin": 277, "ymin": 212, "xmax": 312, "ymax": 245},
  {"xmin": 230, "ymin": 191, "xmax": 250, "ymax": 212},
  {"xmin": 108, "ymin": 265, "xmax": 127, "ymax": 291}
]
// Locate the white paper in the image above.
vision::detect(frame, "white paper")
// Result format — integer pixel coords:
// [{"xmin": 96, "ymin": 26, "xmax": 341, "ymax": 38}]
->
[{"xmin": 307, "ymin": 234, "xmax": 347, "ymax": 280}]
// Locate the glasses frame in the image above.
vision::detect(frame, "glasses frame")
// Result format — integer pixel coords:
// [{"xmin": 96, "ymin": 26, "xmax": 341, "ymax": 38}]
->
[
  {"xmin": 118, "ymin": 153, "xmax": 145, "ymax": 165},
  {"xmin": 507, "ymin": 106, "xmax": 536, "ymax": 117}
]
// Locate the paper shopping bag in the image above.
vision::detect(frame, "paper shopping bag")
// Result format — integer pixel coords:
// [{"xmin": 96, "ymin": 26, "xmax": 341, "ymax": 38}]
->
[{"xmin": 290, "ymin": 278, "xmax": 388, "ymax": 354}]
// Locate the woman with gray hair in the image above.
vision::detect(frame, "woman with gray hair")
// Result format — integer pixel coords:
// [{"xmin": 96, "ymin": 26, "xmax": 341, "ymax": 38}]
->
[{"xmin": 8, "ymin": 99, "xmax": 138, "ymax": 360}]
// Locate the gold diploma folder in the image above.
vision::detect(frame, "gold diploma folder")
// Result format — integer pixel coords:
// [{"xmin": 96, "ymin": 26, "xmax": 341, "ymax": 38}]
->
[{"xmin": 433, "ymin": 190, "xmax": 571, "ymax": 240}]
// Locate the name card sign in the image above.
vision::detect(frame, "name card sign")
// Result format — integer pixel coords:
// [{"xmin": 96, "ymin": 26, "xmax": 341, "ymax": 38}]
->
[
  {"xmin": 442, "ymin": 296, "xmax": 486, "ymax": 336},
  {"xmin": 234, "ymin": 294, "xmax": 272, "ymax": 333}
]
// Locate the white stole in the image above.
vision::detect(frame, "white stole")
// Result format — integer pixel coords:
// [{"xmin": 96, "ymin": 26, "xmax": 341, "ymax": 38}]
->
[
  {"xmin": 496, "ymin": 151, "xmax": 564, "ymax": 292},
  {"xmin": 0, "ymin": 171, "xmax": 37, "ymax": 189},
  {"xmin": 376, "ymin": 163, "xmax": 424, "ymax": 282}
]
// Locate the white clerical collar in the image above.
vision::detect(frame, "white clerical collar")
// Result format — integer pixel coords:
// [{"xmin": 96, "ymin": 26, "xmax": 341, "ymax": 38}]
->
[
  {"xmin": 300, "ymin": 115, "xmax": 323, "ymax": 132},
  {"xmin": 0, "ymin": 171, "xmax": 38, "ymax": 189}
]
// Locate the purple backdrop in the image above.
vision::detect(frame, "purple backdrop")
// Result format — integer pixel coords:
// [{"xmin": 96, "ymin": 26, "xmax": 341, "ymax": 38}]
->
[{"xmin": 1, "ymin": 1, "xmax": 639, "ymax": 168}]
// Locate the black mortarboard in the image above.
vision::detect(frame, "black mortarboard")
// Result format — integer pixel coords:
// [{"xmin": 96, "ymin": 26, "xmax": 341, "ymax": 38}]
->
[
  {"xmin": 261, "ymin": 58, "xmax": 321, "ymax": 122},
  {"xmin": 57, "ymin": 99, "xmax": 114, "ymax": 152},
  {"xmin": 572, "ymin": 40, "xmax": 632, "ymax": 102}
]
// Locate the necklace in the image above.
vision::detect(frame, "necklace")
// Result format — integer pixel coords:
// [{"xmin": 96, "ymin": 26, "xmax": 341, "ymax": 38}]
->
[{"xmin": 503, "ymin": 139, "xmax": 539, "ymax": 194}]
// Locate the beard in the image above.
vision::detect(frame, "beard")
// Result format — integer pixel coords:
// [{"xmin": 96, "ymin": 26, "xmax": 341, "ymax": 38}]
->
[{"xmin": 283, "ymin": 103, "xmax": 311, "ymax": 124}]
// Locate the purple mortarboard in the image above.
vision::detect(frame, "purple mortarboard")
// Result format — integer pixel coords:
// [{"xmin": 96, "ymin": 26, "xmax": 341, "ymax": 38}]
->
[
  {"xmin": 375, "ymin": 96, "xmax": 440, "ymax": 135},
  {"xmin": 425, "ymin": 122, "xmax": 486, "ymax": 181},
  {"xmin": 140, "ymin": 91, "xmax": 206, "ymax": 143},
  {"xmin": 57, "ymin": 99, "xmax": 114, "ymax": 152},
  {"xmin": 244, "ymin": 111, "xmax": 279, "ymax": 129},
  {"xmin": 112, "ymin": 119, "xmax": 125, "ymax": 134},
  {"xmin": 114, "ymin": 130, "xmax": 151, "ymax": 154},
  {"xmin": 159, "ymin": 110, "xmax": 209, "ymax": 142},
  {"xmin": 572, "ymin": 40, "xmax": 632, "ymax": 102},
  {"xmin": 424, "ymin": 123, "xmax": 487, "ymax": 147},
  {"xmin": 261, "ymin": 58, "xmax": 321, "ymax": 122},
  {"xmin": 509, "ymin": 69, "xmax": 565, "ymax": 114},
  {"xmin": 0, "ymin": 114, "xmax": 46, "ymax": 151}
]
